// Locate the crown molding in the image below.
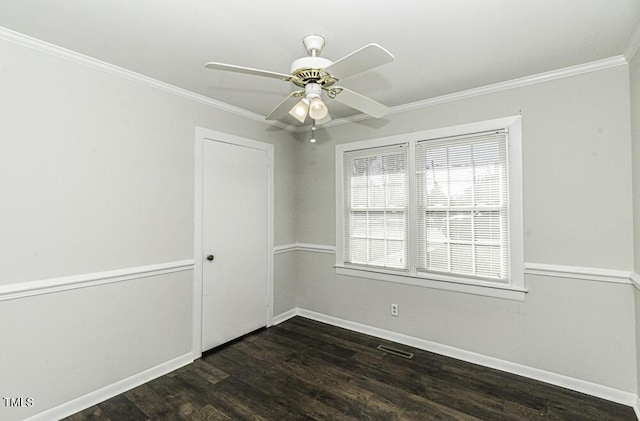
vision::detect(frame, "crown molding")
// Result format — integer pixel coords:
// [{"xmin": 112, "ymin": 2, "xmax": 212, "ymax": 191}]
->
[
  {"xmin": 0, "ymin": 26, "xmax": 298, "ymax": 132},
  {"xmin": 390, "ymin": 56, "xmax": 628, "ymax": 116},
  {"xmin": 1, "ymin": 26, "xmax": 629, "ymax": 135},
  {"xmin": 624, "ymin": 22, "xmax": 640, "ymax": 62},
  {"xmin": 297, "ymin": 55, "xmax": 629, "ymax": 133}
]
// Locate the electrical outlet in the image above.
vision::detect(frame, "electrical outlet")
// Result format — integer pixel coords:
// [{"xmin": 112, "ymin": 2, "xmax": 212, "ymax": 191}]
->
[{"xmin": 391, "ymin": 303, "xmax": 399, "ymax": 317}]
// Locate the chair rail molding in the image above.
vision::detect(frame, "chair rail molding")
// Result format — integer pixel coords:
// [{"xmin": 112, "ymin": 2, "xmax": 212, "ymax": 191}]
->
[
  {"xmin": 0, "ymin": 260, "xmax": 194, "ymax": 302},
  {"xmin": 631, "ymin": 272, "xmax": 640, "ymax": 290},
  {"xmin": 524, "ymin": 262, "xmax": 632, "ymax": 285},
  {"xmin": 274, "ymin": 243, "xmax": 336, "ymax": 255}
]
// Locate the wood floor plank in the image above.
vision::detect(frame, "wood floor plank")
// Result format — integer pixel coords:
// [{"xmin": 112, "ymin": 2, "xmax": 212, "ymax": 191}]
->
[
  {"xmin": 186, "ymin": 404, "xmax": 232, "ymax": 421},
  {"xmin": 123, "ymin": 383, "xmax": 184, "ymax": 421},
  {"xmin": 261, "ymin": 326, "xmax": 514, "ymax": 419},
  {"xmin": 63, "ymin": 316, "xmax": 637, "ymax": 421},
  {"xmin": 145, "ymin": 371, "xmax": 203, "ymax": 419},
  {"xmin": 278, "ymin": 316, "xmax": 388, "ymax": 360},
  {"xmin": 205, "ymin": 343, "xmax": 373, "ymax": 420},
  {"xmin": 66, "ymin": 406, "xmax": 111, "ymax": 421},
  {"xmin": 208, "ymin": 344, "xmax": 378, "ymax": 420},
  {"xmin": 97, "ymin": 394, "xmax": 149, "ymax": 421},
  {"xmin": 279, "ymin": 319, "xmax": 557, "ymax": 419},
  {"xmin": 252, "ymin": 329, "xmax": 488, "ymax": 420}
]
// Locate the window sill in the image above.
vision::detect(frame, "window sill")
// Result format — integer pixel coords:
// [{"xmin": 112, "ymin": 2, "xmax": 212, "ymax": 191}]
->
[{"xmin": 335, "ymin": 265, "xmax": 527, "ymax": 301}]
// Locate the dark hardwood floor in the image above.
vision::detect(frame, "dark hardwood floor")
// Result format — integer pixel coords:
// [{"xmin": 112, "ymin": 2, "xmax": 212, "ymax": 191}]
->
[{"xmin": 65, "ymin": 316, "xmax": 636, "ymax": 420}]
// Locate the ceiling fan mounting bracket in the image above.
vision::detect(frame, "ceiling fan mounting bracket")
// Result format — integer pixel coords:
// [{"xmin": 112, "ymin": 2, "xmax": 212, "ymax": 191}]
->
[
  {"xmin": 302, "ymin": 34, "xmax": 325, "ymax": 57},
  {"xmin": 288, "ymin": 35, "xmax": 339, "ymax": 89}
]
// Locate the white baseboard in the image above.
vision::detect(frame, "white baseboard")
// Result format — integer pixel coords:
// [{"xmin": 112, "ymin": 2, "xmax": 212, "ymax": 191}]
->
[
  {"xmin": 271, "ymin": 308, "xmax": 298, "ymax": 325},
  {"xmin": 633, "ymin": 397, "xmax": 640, "ymax": 421},
  {"xmin": 25, "ymin": 352, "xmax": 193, "ymax": 421},
  {"xmin": 274, "ymin": 308, "xmax": 638, "ymax": 410}
]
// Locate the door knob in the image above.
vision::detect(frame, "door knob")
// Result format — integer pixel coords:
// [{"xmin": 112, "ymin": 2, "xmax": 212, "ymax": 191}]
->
[{"xmin": 206, "ymin": 255, "xmax": 214, "ymax": 261}]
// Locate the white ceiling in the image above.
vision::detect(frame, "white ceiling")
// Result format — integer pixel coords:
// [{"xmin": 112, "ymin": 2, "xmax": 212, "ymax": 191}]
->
[{"xmin": 1, "ymin": 1, "xmax": 639, "ymax": 126}]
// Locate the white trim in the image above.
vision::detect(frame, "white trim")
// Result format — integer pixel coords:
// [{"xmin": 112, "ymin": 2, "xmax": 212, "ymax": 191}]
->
[
  {"xmin": 624, "ymin": 23, "xmax": 640, "ymax": 62},
  {"xmin": 194, "ymin": 127, "xmax": 275, "ymax": 354},
  {"xmin": 525, "ymin": 262, "xmax": 632, "ymax": 285},
  {"xmin": 633, "ymin": 397, "xmax": 640, "ymax": 421},
  {"xmin": 390, "ymin": 57, "xmax": 627, "ymax": 116},
  {"xmin": 274, "ymin": 243, "xmax": 336, "ymax": 255},
  {"xmin": 287, "ymin": 308, "xmax": 637, "ymax": 408},
  {"xmin": 25, "ymin": 352, "xmax": 193, "ymax": 421},
  {"xmin": 283, "ymin": 245, "xmax": 639, "ymax": 288},
  {"xmin": 1, "ymin": 26, "xmax": 625, "ymax": 135},
  {"xmin": 0, "ymin": 26, "xmax": 297, "ymax": 133},
  {"xmin": 335, "ymin": 116, "xmax": 525, "ymax": 300},
  {"xmin": 193, "ymin": 127, "xmax": 204, "ymax": 359},
  {"xmin": 336, "ymin": 265, "xmax": 527, "ymax": 301},
  {"xmin": 0, "ymin": 260, "xmax": 194, "ymax": 302},
  {"xmin": 272, "ymin": 308, "xmax": 298, "ymax": 325},
  {"xmin": 274, "ymin": 243, "xmax": 298, "ymax": 254},
  {"xmin": 309, "ymin": 56, "xmax": 628, "ymax": 131}
]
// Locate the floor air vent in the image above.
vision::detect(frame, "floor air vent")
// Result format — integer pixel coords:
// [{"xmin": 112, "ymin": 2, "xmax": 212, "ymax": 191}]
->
[{"xmin": 376, "ymin": 345, "xmax": 414, "ymax": 359}]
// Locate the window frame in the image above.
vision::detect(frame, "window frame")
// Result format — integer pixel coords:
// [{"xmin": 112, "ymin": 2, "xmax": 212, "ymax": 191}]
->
[
  {"xmin": 335, "ymin": 116, "xmax": 525, "ymax": 301},
  {"xmin": 343, "ymin": 144, "xmax": 410, "ymax": 271}
]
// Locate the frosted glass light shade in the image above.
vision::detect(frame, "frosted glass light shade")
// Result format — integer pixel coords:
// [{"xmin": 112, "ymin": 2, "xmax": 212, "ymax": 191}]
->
[
  {"xmin": 308, "ymin": 97, "xmax": 328, "ymax": 120},
  {"xmin": 289, "ymin": 98, "xmax": 310, "ymax": 123}
]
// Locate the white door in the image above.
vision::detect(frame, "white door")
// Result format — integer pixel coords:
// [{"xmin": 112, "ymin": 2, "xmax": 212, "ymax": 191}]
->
[{"xmin": 201, "ymin": 139, "xmax": 269, "ymax": 351}]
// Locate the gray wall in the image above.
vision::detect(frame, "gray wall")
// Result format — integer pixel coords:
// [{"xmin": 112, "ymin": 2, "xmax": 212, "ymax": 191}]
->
[
  {"xmin": 2, "ymin": 26, "xmax": 638, "ymax": 420},
  {"xmin": 0, "ymin": 37, "xmax": 297, "ymax": 420},
  {"xmin": 293, "ymin": 65, "xmax": 637, "ymax": 393},
  {"xmin": 630, "ymin": 47, "xmax": 640, "ymax": 400}
]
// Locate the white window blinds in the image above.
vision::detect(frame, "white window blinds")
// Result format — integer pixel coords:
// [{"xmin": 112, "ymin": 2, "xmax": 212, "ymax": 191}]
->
[
  {"xmin": 416, "ymin": 131, "xmax": 509, "ymax": 282},
  {"xmin": 343, "ymin": 144, "xmax": 408, "ymax": 270}
]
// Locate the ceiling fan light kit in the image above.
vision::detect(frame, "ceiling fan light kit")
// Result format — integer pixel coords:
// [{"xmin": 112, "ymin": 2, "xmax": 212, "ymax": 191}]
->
[
  {"xmin": 289, "ymin": 97, "xmax": 310, "ymax": 123},
  {"xmin": 308, "ymin": 97, "xmax": 328, "ymax": 120},
  {"xmin": 288, "ymin": 82, "xmax": 328, "ymax": 123},
  {"xmin": 205, "ymin": 34, "xmax": 395, "ymax": 125}
]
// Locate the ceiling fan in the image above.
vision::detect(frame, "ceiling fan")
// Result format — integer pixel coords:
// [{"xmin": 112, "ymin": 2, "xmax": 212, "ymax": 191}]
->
[{"xmin": 204, "ymin": 34, "xmax": 395, "ymax": 124}]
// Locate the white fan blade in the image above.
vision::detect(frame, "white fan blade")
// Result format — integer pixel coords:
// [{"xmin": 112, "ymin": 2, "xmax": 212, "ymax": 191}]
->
[
  {"xmin": 324, "ymin": 44, "xmax": 394, "ymax": 81},
  {"xmin": 265, "ymin": 91, "xmax": 304, "ymax": 120},
  {"xmin": 332, "ymin": 87, "xmax": 390, "ymax": 118},
  {"xmin": 205, "ymin": 62, "xmax": 291, "ymax": 81}
]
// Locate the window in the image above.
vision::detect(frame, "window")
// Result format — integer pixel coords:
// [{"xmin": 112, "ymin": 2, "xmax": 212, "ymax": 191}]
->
[
  {"xmin": 335, "ymin": 117, "xmax": 524, "ymax": 300},
  {"xmin": 416, "ymin": 131, "xmax": 509, "ymax": 281},
  {"xmin": 343, "ymin": 145, "xmax": 408, "ymax": 270}
]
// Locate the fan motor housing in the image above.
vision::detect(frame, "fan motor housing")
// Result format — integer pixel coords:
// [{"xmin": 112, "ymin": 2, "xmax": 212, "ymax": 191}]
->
[{"xmin": 290, "ymin": 57, "xmax": 337, "ymax": 88}]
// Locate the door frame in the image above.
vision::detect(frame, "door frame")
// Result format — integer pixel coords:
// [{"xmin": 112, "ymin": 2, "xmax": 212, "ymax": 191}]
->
[{"xmin": 193, "ymin": 127, "xmax": 274, "ymax": 358}]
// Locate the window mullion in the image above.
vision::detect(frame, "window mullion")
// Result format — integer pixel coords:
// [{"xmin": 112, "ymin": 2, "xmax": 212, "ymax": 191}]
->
[
  {"xmin": 446, "ymin": 148, "xmax": 452, "ymax": 273},
  {"xmin": 408, "ymin": 140, "xmax": 417, "ymax": 276},
  {"xmin": 366, "ymin": 163, "xmax": 371, "ymax": 266},
  {"xmin": 471, "ymin": 145, "xmax": 476, "ymax": 276}
]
